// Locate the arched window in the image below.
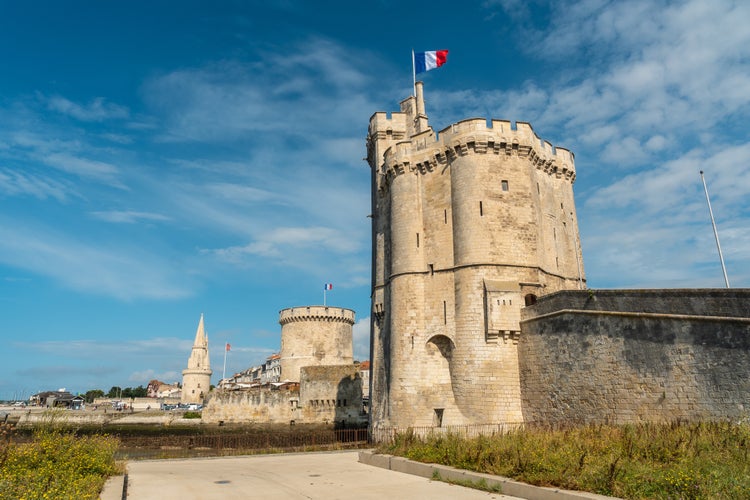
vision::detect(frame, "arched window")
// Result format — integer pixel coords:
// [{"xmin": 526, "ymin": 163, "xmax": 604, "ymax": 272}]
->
[{"xmin": 524, "ymin": 294, "xmax": 538, "ymax": 306}]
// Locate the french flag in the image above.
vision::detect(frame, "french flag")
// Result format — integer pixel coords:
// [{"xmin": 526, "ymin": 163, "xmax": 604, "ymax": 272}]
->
[
  {"xmin": 324, "ymin": 283, "xmax": 333, "ymax": 290},
  {"xmin": 414, "ymin": 50, "xmax": 449, "ymax": 74}
]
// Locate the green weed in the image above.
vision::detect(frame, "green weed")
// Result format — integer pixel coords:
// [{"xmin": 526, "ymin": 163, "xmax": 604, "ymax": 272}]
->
[{"xmin": 378, "ymin": 421, "xmax": 750, "ymax": 499}]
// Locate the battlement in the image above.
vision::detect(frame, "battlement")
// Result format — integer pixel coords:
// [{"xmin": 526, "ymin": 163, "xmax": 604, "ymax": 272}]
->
[
  {"xmin": 278, "ymin": 306, "xmax": 355, "ymax": 325},
  {"xmin": 378, "ymin": 117, "xmax": 575, "ymax": 183},
  {"xmin": 368, "ymin": 111, "xmax": 409, "ymax": 141}
]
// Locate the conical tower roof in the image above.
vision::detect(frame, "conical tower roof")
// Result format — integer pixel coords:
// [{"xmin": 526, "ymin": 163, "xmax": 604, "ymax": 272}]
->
[
  {"xmin": 193, "ymin": 313, "xmax": 208, "ymax": 349},
  {"xmin": 185, "ymin": 313, "xmax": 211, "ymax": 372}
]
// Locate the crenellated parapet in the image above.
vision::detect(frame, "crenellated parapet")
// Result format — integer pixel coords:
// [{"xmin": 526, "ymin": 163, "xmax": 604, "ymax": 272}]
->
[
  {"xmin": 279, "ymin": 306, "xmax": 355, "ymax": 326},
  {"xmin": 379, "ymin": 118, "xmax": 576, "ymax": 184}
]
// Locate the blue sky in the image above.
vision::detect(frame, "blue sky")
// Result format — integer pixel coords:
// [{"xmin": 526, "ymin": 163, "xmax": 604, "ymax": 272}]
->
[{"xmin": 2, "ymin": 0, "xmax": 748, "ymax": 400}]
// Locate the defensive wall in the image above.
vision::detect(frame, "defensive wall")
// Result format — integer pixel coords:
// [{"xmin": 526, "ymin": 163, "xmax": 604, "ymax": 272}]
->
[
  {"xmin": 519, "ymin": 289, "xmax": 750, "ymax": 424},
  {"xmin": 202, "ymin": 387, "xmax": 297, "ymax": 424},
  {"xmin": 202, "ymin": 365, "xmax": 365, "ymax": 426},
  {"xmin": 299, "ymin": 365, "xmax": 367, "ymax": 426}
]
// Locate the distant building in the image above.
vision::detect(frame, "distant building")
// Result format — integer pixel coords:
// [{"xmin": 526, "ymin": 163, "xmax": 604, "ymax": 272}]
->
[
  {"xmin": 181, "ymin": 314, "xmax": 212, "ymax": 404},
  {"xmin": 261, "ymin": 353, "xmax": 281, "ymax": 384},
  {"xmin": 30, "ymin": 390, "xmax": 84, "ymax": 409}
]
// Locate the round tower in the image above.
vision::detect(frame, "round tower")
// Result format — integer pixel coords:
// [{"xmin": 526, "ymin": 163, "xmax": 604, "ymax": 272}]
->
[
  {"xmin": 278, "ymin": 306, "xmax": 355, "ymax": 382},
  {"xmin": 182, "ymin": 314, "xmax": 212, "ymax": 404}
]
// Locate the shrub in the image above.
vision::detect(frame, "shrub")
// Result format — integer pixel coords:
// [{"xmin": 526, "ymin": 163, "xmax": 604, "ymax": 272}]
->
[{"xmin": 0, "ymin": 421, "xmax": 121, "ymax": 500}]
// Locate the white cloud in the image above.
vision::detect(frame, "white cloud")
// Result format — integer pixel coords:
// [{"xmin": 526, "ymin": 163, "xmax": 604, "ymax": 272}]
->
[
  {"xmin": 209, "ymin": 226, "xmax": 359, "ymax": 264},
  {"xmin": 0, "ymin": 218, "xmax": 194, "ymax": 300},
  {"xmin": 0, "ymin": 167, "xmax": 71, "ymax": 201},
  {"xmin": 142, "ymin": 37, "xmax": 381, "ymax": 144},
  {"xmin": 47, "ymin": 95, "xmax": 129, "ymax": 121},
  {"xmin": 89, "ymin": 210, "xmax": 170, "ymax": 224},
  {"xmin": 42, "ymin": 152, "xmax": 125, "ymax": 188}
]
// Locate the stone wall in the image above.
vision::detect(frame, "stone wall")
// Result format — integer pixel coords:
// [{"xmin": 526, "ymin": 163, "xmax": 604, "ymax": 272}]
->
[
  {"xmin": 298, "ymin": 364, "xmax": 366, "ymax": 426},
  {"xmin": 201, "ymin": 388, "xmax": 297, "ymax": 424},
  {"xmin": 519, "ymin": 289, "xmax": 750, "ymax": 424},
  {"xmin": 202, "ymin": 365, "xmax": 367, "ymax": 426}
]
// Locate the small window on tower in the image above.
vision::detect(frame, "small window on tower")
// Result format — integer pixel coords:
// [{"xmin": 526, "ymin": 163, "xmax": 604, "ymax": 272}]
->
[{"xmin": 501, "ymin": 180, "xmax": 509, "ymax": 191}]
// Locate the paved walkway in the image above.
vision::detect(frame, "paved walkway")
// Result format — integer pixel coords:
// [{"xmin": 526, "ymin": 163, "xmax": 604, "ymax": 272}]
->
[{"xmin": 104, "ymin": 450, "xmax": 519, "ymax": 499}]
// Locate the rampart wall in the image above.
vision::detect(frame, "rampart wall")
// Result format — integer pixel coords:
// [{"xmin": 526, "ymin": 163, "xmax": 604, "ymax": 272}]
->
[
  {"xmin": 201, "ymin": 388, "xmax": 297, "ymax": 424},
  {"xmin": 299, "ymin": 364, "xmax": 366, "ymax": 426},
  {"xmin": 519, "ymin": 289, "xmax": 750, "ymax": 424},
  {"xmin": 202, "ymin": 364, "xmax": 366, "ymax": 426}
]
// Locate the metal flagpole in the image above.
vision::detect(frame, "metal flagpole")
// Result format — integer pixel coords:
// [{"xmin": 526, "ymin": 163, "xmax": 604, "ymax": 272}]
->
[
  {"xmin": 570, "ymin": 212, "xmax": 584, "ymax": 289},
  {"xmin": 323, "ymin": 287, "xmax": 327, "ymax": 306},
  {"xmin": 700, "ymin": 170, "xmax": 730, "ymax": 288},
  {"xmin": 412, "ymin": 49, "xmax": 416, "ymax": 97},
  {"xmin": 222, "ymin": 344, "xmax": 227, "ymax": 381}
]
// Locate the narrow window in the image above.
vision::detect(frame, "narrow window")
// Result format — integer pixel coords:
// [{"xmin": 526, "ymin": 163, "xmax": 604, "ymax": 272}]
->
[
  {"xmin": 444, "ymin": 209, "xmax": 447, "ymax": 224},
  {"xmin": 429, "ymin": 263, "xmax": 434, "ymax": 275},
  {"xmin": 443, "ymin": 300, "xmax": 447, "ymax": 324},
  {"xmin": 434, "ymin": 408, "xmax": 445, "ymax": 427},
  {"xmin": 416, "ymin": 233, "xmax": 420, "ymax": 247},
  {"xmin": 537, "ymin": 182, "xmax": 540, "ymax": 194},
  {"xmin": 479, "ymin": 201, "xmax": 484, "ymax": 216},
  {"xmin": 501, "ymin": 180, "xmax": 509, "ymax": 191}
]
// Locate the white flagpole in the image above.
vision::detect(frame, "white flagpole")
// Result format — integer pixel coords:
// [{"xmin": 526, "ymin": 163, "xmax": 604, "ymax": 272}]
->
[
  {"xmin": 412, "ymin": 49, "xmax": 416, "ymax": 97},
  {"xmin": 323, "ymin": 287, "xmax": 327, "ymax": 306},
  {"xmin": 222, "ymin": 344, "xmax": 227, "ymax": 381},
  {"xmin": 700, "ymin": 170, "xmax": 730, "ymax": 288}
]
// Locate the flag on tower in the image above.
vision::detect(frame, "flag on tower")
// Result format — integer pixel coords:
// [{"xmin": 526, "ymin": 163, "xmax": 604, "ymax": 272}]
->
[
  {"xmin": 225, "ymin": 343, "xmax": 231, "ymax": 352},
  {"xmin": 414, "ymin": 50, "xmax": 449, "ymax": 73},
  {"xmin": 324, "ymin": 283, "xmax": 333, "ymax": 291}
]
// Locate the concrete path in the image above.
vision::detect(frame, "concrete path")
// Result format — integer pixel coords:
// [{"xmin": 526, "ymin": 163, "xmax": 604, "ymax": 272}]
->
[{"xmin": 107, "ymin": 450, "xmax": 519, "ymax": 499}]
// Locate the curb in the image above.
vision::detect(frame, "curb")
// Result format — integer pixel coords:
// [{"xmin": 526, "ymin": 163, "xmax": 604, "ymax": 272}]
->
[
  {"xmin": 99, "ymin": 474, "xmax": 126, "ymax": 500},
  {"xmin": 358, "ymin": 451, "xmax": 618, "ymax": 500}
]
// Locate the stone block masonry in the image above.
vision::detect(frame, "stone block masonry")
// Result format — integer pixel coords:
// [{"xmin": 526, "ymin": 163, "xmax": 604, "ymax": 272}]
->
[
  {"xmin": 519, "ymin": 289, "xmax": 750, "ymax": 424},
  {"xmin": 279, "ymin": 306, "xmax": 355, "ymax": 383},
  {"xmin": 368, "ymin": 82, "xmax": 585, "ymax": 430}
]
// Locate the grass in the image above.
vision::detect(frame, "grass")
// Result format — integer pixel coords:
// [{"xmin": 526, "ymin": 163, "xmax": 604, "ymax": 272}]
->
[
  {"xmin": 0, "ymin": 412, "xmax": 121, "ymax": 500},
  {"xmin": 378, "ymin": 421, "xmax": 750, "ymax": 499}
]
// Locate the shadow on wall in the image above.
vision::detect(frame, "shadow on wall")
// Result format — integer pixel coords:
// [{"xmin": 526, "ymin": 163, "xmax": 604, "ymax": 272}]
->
[{"xmin": 334, "ymin": 373, "xmax": 366, "ymax": 429}]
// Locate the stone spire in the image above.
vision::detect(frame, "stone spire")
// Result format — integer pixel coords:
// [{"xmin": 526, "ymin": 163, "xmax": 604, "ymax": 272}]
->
[
  {"xmin": 181, "ymin": 313, "xmax": 212, "ymax": 403},
  {"xmin": 187, "ymin": 313, "xmax": 210, "ymax": 370}
]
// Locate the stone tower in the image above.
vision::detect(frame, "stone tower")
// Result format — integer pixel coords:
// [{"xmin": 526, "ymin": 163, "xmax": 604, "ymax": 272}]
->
[
  {"xmin": 279, "ymin": 306, "xmax": 355, "ymax": 382},
  {"xmin": 367, "ymin": 82, "xmax": 585, "ymax": 429},
  {"xmin": 182, "ymin": 314, "xmax": 212, "ymax": 404}
]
